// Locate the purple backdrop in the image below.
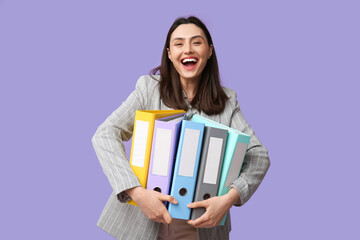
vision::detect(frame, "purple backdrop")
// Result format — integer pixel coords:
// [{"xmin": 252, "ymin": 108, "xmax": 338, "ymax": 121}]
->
[{"xmin": 1, "ymin": 0, "xmax": 359, "ymax": 239}]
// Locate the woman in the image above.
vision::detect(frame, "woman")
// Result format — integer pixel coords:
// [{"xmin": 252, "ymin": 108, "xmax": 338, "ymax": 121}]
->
[{"xmin": 92, "ymin": 16, "xmax": 270, "ymax": 240}]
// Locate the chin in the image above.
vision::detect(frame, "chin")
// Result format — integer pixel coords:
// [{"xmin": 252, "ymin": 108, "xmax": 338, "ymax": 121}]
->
[{"xmin": 181, "ymin": 74, "xmax": 200, "ymax": 81}]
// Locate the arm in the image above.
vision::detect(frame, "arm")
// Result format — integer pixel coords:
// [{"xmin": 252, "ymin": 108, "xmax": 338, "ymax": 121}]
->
[
  {"xmin": 92, "ymin": 76, "xmax": 177, "ymax": 224},
  {"xmin": 228, "ymin": 91, "xmax": 271, "ymax": 206},
  {"xmin": 91, "ymin": 76, "xmax": 148, "ymax": 202}
]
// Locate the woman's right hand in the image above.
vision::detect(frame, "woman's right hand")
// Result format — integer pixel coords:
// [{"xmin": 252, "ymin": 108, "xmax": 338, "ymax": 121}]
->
[{"xmin": 125, "ymin": 187, "xmax": 177, "ymax": 224}]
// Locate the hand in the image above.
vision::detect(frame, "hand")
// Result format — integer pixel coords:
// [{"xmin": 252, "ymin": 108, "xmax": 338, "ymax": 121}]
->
[
  {"xmin": 126, "ymin": 187, "xmax": 178, "ymax": 224},
  {"xmin": 186, "ymin": 188, "xmax": 240, "ymax": 228}
]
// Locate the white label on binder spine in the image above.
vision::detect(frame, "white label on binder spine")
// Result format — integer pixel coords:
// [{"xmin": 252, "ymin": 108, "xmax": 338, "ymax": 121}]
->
[
  {"xmin": 178, "ymin": 129, "xmax": 200, "ymax": 177},
  {"xmin": 203, "ymin": 137, "xmax": 223, "ymax": 184},
  {"xmin": 152, "ymin": 128, "xmax": 173, "ymax": 176},
  {"xmin": 131, "ymin": 120, "xmax": 149, "ymax": 167},
  {"xmin": 225, "ymin": 142, "xmax": 247, "ymax": 186}
]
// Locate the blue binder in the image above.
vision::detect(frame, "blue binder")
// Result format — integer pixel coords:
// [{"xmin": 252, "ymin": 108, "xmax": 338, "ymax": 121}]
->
[{"xmin": 168, "ymin": 120, "xmax": 205, "ymax": 220}]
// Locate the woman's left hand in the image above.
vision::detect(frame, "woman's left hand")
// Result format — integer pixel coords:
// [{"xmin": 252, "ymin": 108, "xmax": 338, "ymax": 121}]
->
[{"xmin": 186, "ymin": 188, "xmax": 240, "ymax": 228}]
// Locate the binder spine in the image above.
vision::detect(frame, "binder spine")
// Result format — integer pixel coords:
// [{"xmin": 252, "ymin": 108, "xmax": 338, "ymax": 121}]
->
[
  {"xmin": 168, "ymin": 120, "xmax": 204, "ymax": 220},
  {"xmin": 191, "ymin": 127, "xmax": 227, "ymax": 220}
]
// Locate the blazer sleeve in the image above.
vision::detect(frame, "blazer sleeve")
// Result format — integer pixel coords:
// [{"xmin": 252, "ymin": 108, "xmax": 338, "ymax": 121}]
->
[
  {"xmin": 228, "ymin": 90, "xmax": 271, "ymax": 206},
  {"xmin": 91, "ymin": 76, "xmax": 148, "ymax": 202}
]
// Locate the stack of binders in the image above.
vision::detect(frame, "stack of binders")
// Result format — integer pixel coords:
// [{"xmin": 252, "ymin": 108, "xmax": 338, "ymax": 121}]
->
[
  {"xmin": 128, "ymin": 111, "xmax": 251, "ymax": 223},
  {"xmin": 127, "ymin": 110, "xmax": 186, "ymax": 206},
  {"xmin": 190, "ymin": 114, "xmax": 251, "ymax": 225}
]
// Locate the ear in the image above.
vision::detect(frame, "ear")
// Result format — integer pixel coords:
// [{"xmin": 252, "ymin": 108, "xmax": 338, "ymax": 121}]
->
[
  {"xmin": 208, "ymin": 44, "xmax": 213, "ymax": 59},
  {"xmin": 167, "ymin": 48, "xmax": 172, "ymax": 61}
]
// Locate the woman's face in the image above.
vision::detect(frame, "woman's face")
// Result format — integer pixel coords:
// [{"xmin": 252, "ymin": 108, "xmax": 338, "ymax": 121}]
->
[{"xmin": 167, "ymin": 23, "xmax": 213, "ymax": 83}]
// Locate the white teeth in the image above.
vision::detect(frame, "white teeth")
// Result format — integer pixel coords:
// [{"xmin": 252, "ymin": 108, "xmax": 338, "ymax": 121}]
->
[{"xmin": 182, "ymin": 58, "xmax": 198, "ymax": 64}]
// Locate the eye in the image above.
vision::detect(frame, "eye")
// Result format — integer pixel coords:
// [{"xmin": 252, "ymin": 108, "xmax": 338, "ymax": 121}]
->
[
  {"xmin": 193, "ymin": 41, "xmax": 201, "ymax": 45},
  {"xmin": 175, "ymin": 43, "xmax": 183, "ymax": 46}
]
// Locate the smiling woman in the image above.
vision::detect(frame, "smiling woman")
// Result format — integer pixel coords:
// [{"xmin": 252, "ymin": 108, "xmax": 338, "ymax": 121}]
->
[{"xmin": 92, "ymin": 16, "xmax": 270, "ymax": 240}]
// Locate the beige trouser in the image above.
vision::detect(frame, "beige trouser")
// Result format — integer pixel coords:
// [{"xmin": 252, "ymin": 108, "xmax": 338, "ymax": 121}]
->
[{"xmin": 157, "ymin": 219, "xmax": 198, "ymax": 240}]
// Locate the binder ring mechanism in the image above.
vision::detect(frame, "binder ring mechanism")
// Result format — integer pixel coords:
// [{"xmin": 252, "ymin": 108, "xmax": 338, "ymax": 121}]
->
[
  {"xmin": 153, "ymin": 187, "xmax": 161, "ymax": 193},
  {"xmin": 203, "ymin": 193, "xmax": 211, "ymax": 200},
  {"xmin": 179, "ymin": 188, "xmax": 187, "ymax": 196}
]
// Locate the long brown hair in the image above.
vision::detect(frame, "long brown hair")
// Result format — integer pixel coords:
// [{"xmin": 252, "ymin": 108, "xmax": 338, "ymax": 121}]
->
[{"xmin": 151, "ymin": 16, "xmax": 229, "ymax": 115}]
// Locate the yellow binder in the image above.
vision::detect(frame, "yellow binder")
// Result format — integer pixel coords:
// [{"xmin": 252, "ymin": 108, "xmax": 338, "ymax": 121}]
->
[{"xmin": 128, "ymin": 110, "xmax": 186, "ymax": 206}]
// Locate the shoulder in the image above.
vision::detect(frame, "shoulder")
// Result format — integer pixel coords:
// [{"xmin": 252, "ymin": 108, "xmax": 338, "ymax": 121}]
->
[
  {"xmin": 134, "ymin": 75, "xmax": 161, "ymax": 109},
  {"xmin": 133, "ymin": 75, "xmax": 160, "ymax": 96},
  {"xmin": 220, "ymin": 85, "xmax": 240, "ymax": 118},
  {"xmin": 136, "ymin": 75, "xmax": 160, "ymax": 90},
  {"xmin": 222, "ymin": 86, "xmax": 236, "ymax": 96},
  {"xmin": 222, "ymin": 86, "xmax": 237, "ymax": 102}
]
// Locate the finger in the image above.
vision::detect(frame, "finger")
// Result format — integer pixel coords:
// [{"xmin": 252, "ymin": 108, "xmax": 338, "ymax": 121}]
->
[
  {"xmin": 186, "ymin": 210, "xmax": 206, "ymax": 226},
  {"xmin": 188, "ymin": 220, "xmax": 207, "ymax": 228},
  {"xmin": 155, "ymin": 218, "xmax": 167, "ymax": 224},
  {"xmin": 189, "ymin": 214, "xmax": 208, "ymax": 228},
  {"xmin": 162, "ymin": 211, "xmax": 172, "ymax": 224},
  {"xmin": 158, "ymin": 194, "xmax": 178, "ymax": 204},
  {"xmin": 155, "ymin": 214, "xmax": 168, "ymax": 224},
  {"xmin": 196, "ymin": 223, "xmax": 213, "ymax": 228},
  {"xmin": 187, "ymin": 220, "xmax": 195, "ymax": 226},
  {"xmin": 192, "ymin": 220, "xmax": 214, "ymax": 229},
  {"xmin": 187, "ymin": 200, "xmax": 208, "ymax": 209},
  {"xmin": 194, "ymin": 217, "xmax": 222, "ymax": 228}
]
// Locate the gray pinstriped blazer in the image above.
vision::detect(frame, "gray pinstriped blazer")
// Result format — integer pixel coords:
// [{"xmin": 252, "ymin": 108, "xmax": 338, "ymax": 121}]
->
[{"xmin": 92, "ymin": 75, "xmax": 270, "ymax": 240}]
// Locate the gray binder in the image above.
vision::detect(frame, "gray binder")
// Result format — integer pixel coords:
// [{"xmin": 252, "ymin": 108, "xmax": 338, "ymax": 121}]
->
[{"xmin": 191, "ymin": 126, "xmax": 228, "ymax": 220}]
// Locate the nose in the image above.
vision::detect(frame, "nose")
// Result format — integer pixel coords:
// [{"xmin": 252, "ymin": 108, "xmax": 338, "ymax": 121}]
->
[{"xmin": 184, "ymin": 42, "xmax": 193, "ymax": 54}]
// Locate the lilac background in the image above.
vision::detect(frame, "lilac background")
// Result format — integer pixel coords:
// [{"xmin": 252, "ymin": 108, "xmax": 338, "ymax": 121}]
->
[{"xmin": 1, "ymin": 0, "xmax": 359, "ymax": 239}]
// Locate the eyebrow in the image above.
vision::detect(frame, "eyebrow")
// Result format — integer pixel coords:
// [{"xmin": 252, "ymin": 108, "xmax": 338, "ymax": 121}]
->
[{"xmin": 171, "ymin": 35, "xmax": 205, "ymax": 42}]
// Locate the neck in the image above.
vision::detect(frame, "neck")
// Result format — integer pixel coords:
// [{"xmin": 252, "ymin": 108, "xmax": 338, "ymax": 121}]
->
[{"xmin": 180, "ymin": 76, "xmax": 200, "ymax": 100}]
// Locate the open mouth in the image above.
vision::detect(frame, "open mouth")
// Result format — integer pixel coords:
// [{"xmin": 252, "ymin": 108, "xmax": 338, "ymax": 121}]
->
[{"xmin": 181, "ymin": 57, "xmax": 198, "ymax": 70}]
